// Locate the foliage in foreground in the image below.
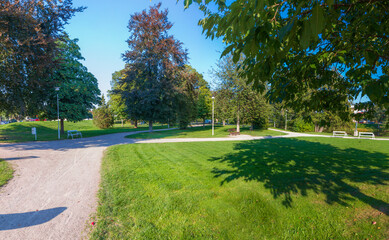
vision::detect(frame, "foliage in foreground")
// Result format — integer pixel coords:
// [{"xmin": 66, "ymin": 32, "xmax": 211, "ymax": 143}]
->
[
  {"xmin": 0, "ymin": 159, "xmax": 13, "ymax": 187},
  {"xmin": 91, "ymin": 138, "xmax": 389, "ymax": 239},
  {"xmin": 187, "ymin": 0, "xmax": 389, "ymax": 118}
]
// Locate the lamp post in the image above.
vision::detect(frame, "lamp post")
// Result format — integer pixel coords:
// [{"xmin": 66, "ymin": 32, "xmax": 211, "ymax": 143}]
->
[
  {"xmin": 55, "ymin": 87, "xmax": 60, "ymax": 139},
  {"xmin": 285, "ymin": 109, "xmax": 288, "ymax": 131},
  {"xmin": 212, "ymin": 96, "xmax": 215, "ymax": 136}
]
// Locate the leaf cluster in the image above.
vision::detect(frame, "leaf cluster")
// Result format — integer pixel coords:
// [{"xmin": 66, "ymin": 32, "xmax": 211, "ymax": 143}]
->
[{"xmin": 186, "ymin": 0, "xmax": 389, "ymax": 118}]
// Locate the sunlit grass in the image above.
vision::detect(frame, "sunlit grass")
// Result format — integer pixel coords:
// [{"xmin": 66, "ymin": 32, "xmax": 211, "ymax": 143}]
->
[
  {"xmin": 0, "ymin": 120, "xmax": 167, "ymax": 143},
  {"xmin": 91, "ymin": 137, "xmax": 389, "ymax": 239},
  {"xmin": 0, "ymin": 159, "xmax": 13, "ymax": 187},
  {"xmin": 126, "ymin": 125, "xmax": 286, "ymax": 139}
]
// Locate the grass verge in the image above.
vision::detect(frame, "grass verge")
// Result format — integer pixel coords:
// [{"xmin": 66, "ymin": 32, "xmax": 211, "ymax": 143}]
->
[
  {"xmin": 91, "ymin": 137, "xmax": 389, "ymax": 239},
  {"xmin": 0, "ymin": 120, "xmax": 167, "ymax": 143},
  {"xmin": 0, "ymin": 159, "xmax": 13, "ymax": 187},
  {"xmin": 126, "ymin": 125, "xmax": 286, "ymax": 139}
]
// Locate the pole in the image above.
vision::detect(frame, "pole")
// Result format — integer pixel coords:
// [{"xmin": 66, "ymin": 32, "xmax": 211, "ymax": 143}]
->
[
  {"xmin": 285, "ymin": 110, "xmax": 287, "ymax": 131},
  {"xmin": 354, "ymin": 121, "xmax": 358, "ymax": 136},
  {"xmin": 57, "ymin": 93, "xmax": 60, "ymax": 139},
  {"xmin": 212, "ymin": 98, "xmax": 214, "ymax": 136}
]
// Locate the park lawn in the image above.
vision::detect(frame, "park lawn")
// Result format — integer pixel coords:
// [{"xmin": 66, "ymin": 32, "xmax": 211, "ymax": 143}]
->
[
  {"xmin": 126, "ymin": 125, "xmax": 286, "ymax": 139},
  {"xmin": 0, "ymin": 120, "xmax": 167, "ymax": 143},
  {"xmin": 0, "ymin": 159, "xmax": 13, "ymax": 187},
  {"xmin": 91, "ymin": 137, "xmax": 389, "ymax": 239}
]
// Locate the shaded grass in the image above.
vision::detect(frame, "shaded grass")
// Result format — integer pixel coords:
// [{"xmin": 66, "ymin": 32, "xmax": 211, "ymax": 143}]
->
[
  {"xmin": 0, "ymin": 159, "xmax": 13, "ymax": 187},
  {"xmin": 126, "ymin": 125, "xmax": 286, "ymax": 139},
  {"xmin": 92, "ymin": 138, "xmax": 389, "ymax": 239},
  {"xmin": 0, "ymin": 120, "xmax": 166, "ymax": 143}
]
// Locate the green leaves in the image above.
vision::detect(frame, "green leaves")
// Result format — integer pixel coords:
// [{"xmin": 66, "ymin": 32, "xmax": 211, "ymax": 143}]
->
[
  {"xmin": 300, "ymin": 21, "xmax": 311, "ymax": 49},
  {"xmin": 188, "ymin": 0, "xmax": 389, "ymax": 117},
  {"xmin": 310, "ymin": 4, "xmax": 325, "ymax": 39},
  {"xmin": 221, "ymin": 44, "xmax": 234, "ymax": 58},
  {"xmin": 184, "ymin": 0, "xmax": 192, "ymax": 9}
]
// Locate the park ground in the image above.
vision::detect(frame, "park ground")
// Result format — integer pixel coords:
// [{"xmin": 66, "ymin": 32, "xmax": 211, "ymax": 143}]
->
[
  {"xmin": 91, "ymin": 137, "xmax": 389, "ymax": 239},
  {"xmin": 0, "ymin": 122, "xmax": 388, "ymax": 239}
]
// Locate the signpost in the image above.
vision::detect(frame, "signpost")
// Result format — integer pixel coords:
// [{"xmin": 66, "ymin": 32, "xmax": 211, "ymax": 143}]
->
[{"xmin": 31, "ymin": 127, "xmax": 37, "ymax": 141}]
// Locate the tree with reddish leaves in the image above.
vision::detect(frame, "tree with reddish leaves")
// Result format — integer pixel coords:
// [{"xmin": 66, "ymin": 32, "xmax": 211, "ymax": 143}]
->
[
  {"xmin": 0, "ymin": 0, "xmax": 83, "ymax": 116},
  {"xmin": 120, "ymin": 3, "xmax": 188, "ymax": 131}
]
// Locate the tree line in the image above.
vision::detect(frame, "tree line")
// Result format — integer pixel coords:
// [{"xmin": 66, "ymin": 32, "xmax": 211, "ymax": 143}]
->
[{"xmin": 0, "ymin": 0, "xmax": 100, "ymax": 134}]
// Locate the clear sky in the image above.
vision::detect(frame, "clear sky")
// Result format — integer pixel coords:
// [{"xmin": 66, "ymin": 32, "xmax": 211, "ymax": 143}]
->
[{"xmin": 64, "ymin": 0, "xmax": 225, "ymax": 97}]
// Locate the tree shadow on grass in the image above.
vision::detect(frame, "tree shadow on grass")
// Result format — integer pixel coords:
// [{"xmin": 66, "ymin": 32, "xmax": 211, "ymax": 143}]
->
[{"xmin": 210, "ymin": 138, "xmax": 389, "ymax": 214}]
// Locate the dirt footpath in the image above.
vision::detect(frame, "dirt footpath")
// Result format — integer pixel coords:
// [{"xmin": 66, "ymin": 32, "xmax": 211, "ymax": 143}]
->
[{"xmin": 0, "ymin": 132, "xmax": 138, "ymax": 240}]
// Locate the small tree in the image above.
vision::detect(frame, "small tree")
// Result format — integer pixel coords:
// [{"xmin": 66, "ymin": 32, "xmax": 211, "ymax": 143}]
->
[
  {"xmin": 197, "ymin": 86, "xmax": 212, "ymax": 127},
  {"xmin": 93, "ymin": 95, "xmax": 114, "ymax": 129}
]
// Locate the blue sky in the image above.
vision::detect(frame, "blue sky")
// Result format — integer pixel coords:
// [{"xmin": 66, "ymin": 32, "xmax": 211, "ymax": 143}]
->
[{"xmin": 64, "ymin": 0, "xmax": 225, "ymax": 97}]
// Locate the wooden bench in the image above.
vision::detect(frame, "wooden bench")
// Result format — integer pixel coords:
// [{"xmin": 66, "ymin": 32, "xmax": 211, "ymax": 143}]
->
[
  {"xmin": 67, "ymin": 130, "xmax": 82, "ymax": 139},
  {"xmin": 358, "ymin": 132, "xmax": 375, "ymax": 139},
  {"xmin": 228, "ymin": 128, "xmax": 240, "ymax": 136},
  {"xmin": 333, "ymin": 131, "xmax": 347, "ymax": 137}
]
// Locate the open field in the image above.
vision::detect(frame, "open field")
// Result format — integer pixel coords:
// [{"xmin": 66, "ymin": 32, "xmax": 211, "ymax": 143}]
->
[
  {"xmin": 126, "ymin": 125, "xmax": 286, "ymax": 139},
  {"xmin": 0, "ymin": 159, "xmax": 13, "ymax": 187},
  {"xmin": 91, "ymin": 137, "xmax": 389, "ymax": 239},
  {"xmin": 0, "ymin": 120, "xmax": 167, "ymax": 143}
]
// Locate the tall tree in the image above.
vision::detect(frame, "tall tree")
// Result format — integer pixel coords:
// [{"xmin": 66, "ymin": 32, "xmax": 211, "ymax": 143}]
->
[
  {"xmin": 186, "ymin": 0, "xmax": 389, "ymax": 117},
  {"xmin": 0, "ymin": 0, "xmax": 83, "ymax": 116},
  {"xmin": 43, "ymin": 35, "xmax": 100, "ymax": 134},
  {"xmin": 119, "ymin": 3, "xmax": 188, "ymax": 131},
  {"xmin": 213, "ymin": 55, "xmax": 270, "ymax": 132},
  {"xmin": 109, "ymin": 69, "xmax": 129, "ymax": 127}
]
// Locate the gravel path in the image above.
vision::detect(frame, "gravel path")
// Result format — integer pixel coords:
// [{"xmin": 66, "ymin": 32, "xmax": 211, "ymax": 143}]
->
[{"xmin": 0, "ymin": 128, "xmax": 386, "ymax": 239}]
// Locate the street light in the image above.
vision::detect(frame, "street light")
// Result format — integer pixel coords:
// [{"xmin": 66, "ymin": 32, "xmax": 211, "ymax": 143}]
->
[
  {"xmin": 212, "ymin": 96, "xmax": 215, "ymax": 136},
  {"xmin": 285, "ymin": 109, "xmax": 288, "ymax": 131},
  {"xmin": 55, "ymin": 87, "xmax": 60, "ymax": 139}
]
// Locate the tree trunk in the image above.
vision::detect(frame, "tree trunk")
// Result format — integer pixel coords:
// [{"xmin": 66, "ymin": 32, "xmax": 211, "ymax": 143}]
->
[
  {"xmin": 134, "ymin": 119, "xmax": 138, "ymax": 128},
  {"xmin": 121, "ymin": 119, "xmax": 124, "ymax": 127},
  {"xmin": 149, "ymin": 120, "xmax": 153, "ymax": 132},
  {"xmin": 222, "ymin": 120, "xmax": 226, "ymax": 126},
  {"xmin": 60, "ymin": 119, "xmax": 65, "ymax": 135}
]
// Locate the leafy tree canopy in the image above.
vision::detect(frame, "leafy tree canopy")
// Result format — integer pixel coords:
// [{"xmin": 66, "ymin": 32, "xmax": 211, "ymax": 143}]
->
[
  {"xmin": 185, "ymin": 0, "xmax": 389, "ymax": 117},
  {"xmin": 117, "ymin": 3, "xmax": 188, "ymax": 130},
  {"xmin": 0, "ymin": 0, "xmax": 83, "ymax": 116},
  {"xmin": 43, "ymin": 34, "xmax": 100, "ymax": 133}
]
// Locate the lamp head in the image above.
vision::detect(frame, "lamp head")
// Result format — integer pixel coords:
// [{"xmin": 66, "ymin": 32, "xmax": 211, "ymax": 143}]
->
[{"xmin": 55, "ymin": 87, "xmax": 60, "ymax": 91}]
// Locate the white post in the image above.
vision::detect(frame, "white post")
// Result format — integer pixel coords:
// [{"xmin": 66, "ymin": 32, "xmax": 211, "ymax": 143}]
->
[
  {"xmin": 55, "ymin": 87, "xmax": 60, "ymax": 139},
  {"xmin": 212, "ymin": 96, "xmax": 215, "ymax": 136},
  {"xmin": 285, "ymin": 110, "xmax": 288, "ymax": 131},
  {"xmin": 354, "ymin": 121, "xmax": 358, "ymax": 136}
]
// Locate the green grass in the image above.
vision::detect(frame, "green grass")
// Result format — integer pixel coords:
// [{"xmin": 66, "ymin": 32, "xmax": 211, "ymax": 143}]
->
[
  {"xmin": 0, "ymin": 120, "xmax": 167, "ymax": 143},
  {"xmin": 0, "ymin": 159, "xmax": 13, "ymax": 187},
  {"xmin": 126, "ymin": 125, "xmax": 286, "ymax": 139},
  {"xmin": 91, "ymin": 138, "xmax": 389, "ymax": 239}
]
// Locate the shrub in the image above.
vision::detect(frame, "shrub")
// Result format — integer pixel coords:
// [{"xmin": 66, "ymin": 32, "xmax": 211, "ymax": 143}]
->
[
  {"xmin": 93, "ymin": 106, "xmax": 114, "ymax": 129},
  {"xmin": 292, "ymin": 118, "xmax": 314, "ymax": 132}
]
